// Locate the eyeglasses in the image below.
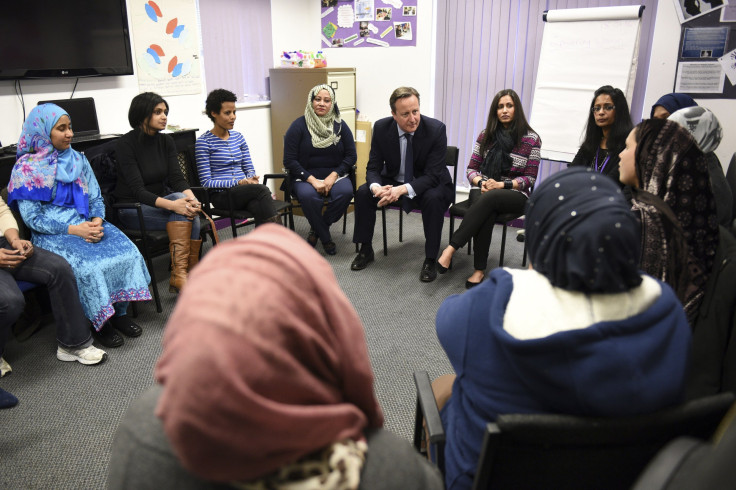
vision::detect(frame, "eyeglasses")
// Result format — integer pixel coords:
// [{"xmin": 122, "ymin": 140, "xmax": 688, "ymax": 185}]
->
[{"xmin": 592, "ymin": 105, "xmax": 615, "ymax": 113}]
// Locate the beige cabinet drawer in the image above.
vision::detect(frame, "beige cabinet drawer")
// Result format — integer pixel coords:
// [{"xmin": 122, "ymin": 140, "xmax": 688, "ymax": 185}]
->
[{"xmin": 327, "ymin": 72, "xmax": 356, "ymax": 109}]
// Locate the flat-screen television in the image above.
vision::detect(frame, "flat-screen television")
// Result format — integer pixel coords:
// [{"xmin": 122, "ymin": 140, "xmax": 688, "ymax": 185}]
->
[{"xmin": 0, "ymin": 0, "xmax": 134, "ymax": 80}]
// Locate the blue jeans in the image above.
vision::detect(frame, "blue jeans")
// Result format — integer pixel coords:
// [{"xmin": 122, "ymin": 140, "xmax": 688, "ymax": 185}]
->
[
  {"xmin": 117, "ymin": 193, "xmax": 200, "ymax": 239},
  {"xmin": 0, "ymin": 238, "xmax": 92, "ymax": 357}
]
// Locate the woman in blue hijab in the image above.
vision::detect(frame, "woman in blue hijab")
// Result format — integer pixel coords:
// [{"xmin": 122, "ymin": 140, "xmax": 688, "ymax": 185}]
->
[
  {"xmin": 434, "ymin": 167, "xmax": 692, "ymax": 489},
  {"xmin": 7, "ymin": 104, "xmax": 152, "ymax": 348}
]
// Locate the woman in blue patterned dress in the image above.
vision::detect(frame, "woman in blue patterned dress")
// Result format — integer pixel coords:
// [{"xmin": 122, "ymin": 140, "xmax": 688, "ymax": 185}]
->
[{"xmin": 7, "ymin": 104, "xmax": 152, "ymax": 348}]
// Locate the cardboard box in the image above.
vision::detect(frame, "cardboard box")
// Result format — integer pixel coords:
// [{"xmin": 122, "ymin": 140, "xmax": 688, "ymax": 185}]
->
[{"xmin": 354, "ymin": 120, "xmax": 372, "ymax": 188}]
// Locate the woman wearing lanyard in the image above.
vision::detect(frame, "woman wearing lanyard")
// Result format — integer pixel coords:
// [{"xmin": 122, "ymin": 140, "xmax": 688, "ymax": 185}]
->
[{"xmin": 569, "ymin": 85, "xmax": 632, "ymax": 187}]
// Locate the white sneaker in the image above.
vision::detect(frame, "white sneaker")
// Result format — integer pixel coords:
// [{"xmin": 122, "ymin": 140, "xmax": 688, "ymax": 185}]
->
[
  {"xmin": 57, "ymin": 345, "xmax": 108, "ymax": 365},
  {"xmin": 0, "ymin": 357, "xmax": 11, "ymax": 377}
]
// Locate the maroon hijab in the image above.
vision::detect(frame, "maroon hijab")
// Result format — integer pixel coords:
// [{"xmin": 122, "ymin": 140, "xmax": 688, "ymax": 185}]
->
[{"xmin": 154, "ymin": 225, "xmax": 384, "ymax": 482}]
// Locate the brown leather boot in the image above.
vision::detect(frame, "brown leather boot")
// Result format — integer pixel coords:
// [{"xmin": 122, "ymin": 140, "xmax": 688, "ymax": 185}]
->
[
  {"xmin": 167, "ymin": 221, "xmax": 192, "ymax": 293},
  {"xmin": 188, "ymin": 239, "xmax": 202, "ymax": 272}
]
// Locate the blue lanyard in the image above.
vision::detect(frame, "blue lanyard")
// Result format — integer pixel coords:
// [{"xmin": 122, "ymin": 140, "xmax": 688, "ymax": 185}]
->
[{"xmin": 594, "ymin": 148, "xmax": 611, "ymax": 174}]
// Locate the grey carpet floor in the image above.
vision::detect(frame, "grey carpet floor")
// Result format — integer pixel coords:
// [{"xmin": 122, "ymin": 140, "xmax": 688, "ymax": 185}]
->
[{"xmin": 0, "ymin": 210, "xmax": 527, "ymax": 489}]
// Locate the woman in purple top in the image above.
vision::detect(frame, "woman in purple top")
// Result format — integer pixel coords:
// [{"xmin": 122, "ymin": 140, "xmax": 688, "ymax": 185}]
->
[{"xmin": 437, "ymin": 89, "xmax": 540, "ymax": 288}]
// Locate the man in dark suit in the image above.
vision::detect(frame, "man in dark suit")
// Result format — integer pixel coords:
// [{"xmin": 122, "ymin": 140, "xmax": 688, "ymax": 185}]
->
[{"xmin": 351, "ymin": 87, "xmax": 453, "ymax": 282}]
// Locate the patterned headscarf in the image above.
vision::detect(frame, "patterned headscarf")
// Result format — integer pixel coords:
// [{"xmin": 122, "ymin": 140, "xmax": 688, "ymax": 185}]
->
[
  {"xmin": 631, "ymin": 118, "xmax": 719, "ymax": 323},
  {"xmin": 155, "ymin": 225, "xmax": 383, "ymax": 484},
  {"xmin": 525, "ymin": 167, "xmax": 642, "ymax": 293},
  {"xmin": 7, "ymin": 104, "xmax": 89, "ymax": 218},
  {"xmin": 304, "ymin": 84, "xmax": 342, "ymax": 149},
  {"xmin": 650, "ymin": 93, "xmax": 697, "ymax": 118}
]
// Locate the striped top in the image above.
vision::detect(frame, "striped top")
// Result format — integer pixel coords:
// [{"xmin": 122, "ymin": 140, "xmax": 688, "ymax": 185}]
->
[
  {"xmin": 466, "ymin": 129, "xmax": 541, "ymax": 198},
  {"xmin": 195, "ymin": 130, "xmax": 256, "ymax": 189}
]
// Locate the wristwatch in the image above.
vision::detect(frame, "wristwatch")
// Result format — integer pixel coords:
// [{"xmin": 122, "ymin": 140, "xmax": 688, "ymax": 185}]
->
[
  {"xmin": 503, "ymin": 179, "xmax": 513, "ymax": 189},
  {"xmin": 478, "ymin": 178, "xmax": 488, "ymax": 187}
]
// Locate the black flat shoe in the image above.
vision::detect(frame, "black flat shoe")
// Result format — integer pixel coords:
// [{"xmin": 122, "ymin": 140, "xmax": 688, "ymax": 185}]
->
[
  {"xmin": 437, "ymin": 259, "xmax": 452, "ymax": 274},
  {"xmin": 109, "ymin": 315, "xmax": 143, "ymax": 338},
  {"xmin": 93, "ymin": 324, "xmax": 124, "ymax": 348},
  {"xmin": 420, "ymin": 259, "xmax": 437, "ymax": 283},
  {"xmin": 351, "ymin": 250, "xmax": 375, "ymax": 270},
  {"xmin": 465, "ymin": 275, "xmax": 485, "ymax": 289},
  {"xmin": 323, "ymin": 241, "xmax": 337, "ymax": 255}
]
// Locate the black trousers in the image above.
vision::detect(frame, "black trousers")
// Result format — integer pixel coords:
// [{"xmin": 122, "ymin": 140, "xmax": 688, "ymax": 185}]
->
[
  {"xmin": 449, "ymin": 189, "xmax": 527, "ymax": 270},
  {"xmin": 352, "ymin": 178, "xmax": 453, "ymax": 258},
  {"xmin": 210, "ymin": 184, "xmax": 278, "ymax": 225}
]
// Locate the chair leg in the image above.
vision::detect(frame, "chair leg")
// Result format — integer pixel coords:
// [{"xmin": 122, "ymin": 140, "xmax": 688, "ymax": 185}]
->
[
  {"xmin": 399, "ymin": 208, "xmax": 404, "ymax": 242},
  {"xmin": 342, "ymin": 210, "xmax": 347, "ymax": 234},
  {"xmin": 522, "ymin": 239, "xmax": 528, "ymax": 267},
  {"xmin": 499, "ymin": 224, "xmax": 508, "ymax": 267},
  {"xmin": 381, "ymin": 207, "xmax": 388, "ymax": 256},
  {"xmin": 230, "ymin": 217, "xmax": 237, "ymax": 238},
  {"xmin": 287, "ymin": 209, "xmax": 295, "ymax": 230},
  {"xmin": 140, "ymin": 245, "xmax": 162, "ymax": 313}
]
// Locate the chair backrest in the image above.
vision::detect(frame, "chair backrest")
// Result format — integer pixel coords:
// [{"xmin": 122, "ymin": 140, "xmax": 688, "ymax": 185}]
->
[
  {"xmin": 85, "ymin": 139, "xmax": 120, "ymax": 224},
  {"xmin": 1, "ymin": 187, "xmax": 31, "ymax": 240},
  {"xmin": 178, "ymin": 145, "xmax": 200, "ymax": 187},
  {"xmin": 446, "ymin": 145, "xmax": 460, "ymax": 205},
  {"xmin": 727, "ymin": 153, "xmax": 736, "ymax": 222},
  {"xmin": 472, "ymin": 392, "xmax": 735, "ymax": 490}
]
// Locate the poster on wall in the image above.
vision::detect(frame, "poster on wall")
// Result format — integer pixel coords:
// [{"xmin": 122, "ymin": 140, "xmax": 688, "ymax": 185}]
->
[
  {"xmin": 676, "ymin": 6, "xmax": 736, "ymax": 97},
  {"xmin": 321, "ymin": 0, "xmax": 418, "ymax": 48},
  {"xmin": 130, "ymin": 0, "xmax": 202, "ymax": 95},
  {"xmin": 673, "ymin": 0, "xmax": 729, "ymax": 25}
]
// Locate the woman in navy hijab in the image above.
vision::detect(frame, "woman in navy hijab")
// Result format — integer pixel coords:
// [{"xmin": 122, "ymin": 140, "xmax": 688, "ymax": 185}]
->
[{"xmin": 434, "ymin": 167, "xmax": 692, "ymax": 489}]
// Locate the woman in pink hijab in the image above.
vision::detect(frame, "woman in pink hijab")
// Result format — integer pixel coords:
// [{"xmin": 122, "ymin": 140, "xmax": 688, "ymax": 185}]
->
[{"xmin": 107, "ymin": 224, "xmax": 442, "ymax": 489}]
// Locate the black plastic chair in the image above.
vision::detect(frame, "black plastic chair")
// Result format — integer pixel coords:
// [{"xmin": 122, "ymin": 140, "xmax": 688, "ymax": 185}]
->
[
  {"xmin": 448, "ymin": 191, "xmax": 528, "ymax": 268},
  {"xmin": 632, "ymin": 404, "xmax": 736, "ymax": 490},
  {"xmin": 412, "ymin": 370, "xmax": 735, "ymax": 490},
  {"xmin": 281, "ymin": 163, "xmax": 357, "ymax": 239},
  {"xmin": 85, "ymin": 140, "xmax": 169, "ymax": 313},
  {"xmin": 184, "ymin": 145, "xmax": 294, "ymax": 238},
  {"xmin": 379, "ymin": 146, "xmax": 460, "ymax": 256}
]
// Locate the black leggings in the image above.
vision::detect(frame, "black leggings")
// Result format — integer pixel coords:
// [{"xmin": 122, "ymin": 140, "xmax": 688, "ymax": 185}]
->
[
  {"xmin": 449, "ymin": 189, "xmax": 527, "ymax": 270},
  {"xmin": 210, "ymin": 184, "xmax": 278, "ymax": 225}
]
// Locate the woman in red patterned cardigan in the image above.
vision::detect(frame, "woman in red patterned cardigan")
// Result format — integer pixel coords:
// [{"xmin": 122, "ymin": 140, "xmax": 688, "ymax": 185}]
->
[{"xmin": 437, "ymin": 89, "xmax": 541, "ymax": 288}]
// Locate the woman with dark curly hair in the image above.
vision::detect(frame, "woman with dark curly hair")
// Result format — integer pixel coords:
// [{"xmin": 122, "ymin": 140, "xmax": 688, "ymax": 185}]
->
[
  {"xmin": 570, "ymin": 85, "xmax": 633, "ymax": 185},
  {"xmin": 195, "ymin": 89, "xmax": 280, "ymax": 228}
]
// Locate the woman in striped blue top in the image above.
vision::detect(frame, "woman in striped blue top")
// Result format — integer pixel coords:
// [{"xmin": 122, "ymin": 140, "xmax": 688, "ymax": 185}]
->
[{"xmin": 195, "ymin": 89, "xmax": 280, "ymax": 228}]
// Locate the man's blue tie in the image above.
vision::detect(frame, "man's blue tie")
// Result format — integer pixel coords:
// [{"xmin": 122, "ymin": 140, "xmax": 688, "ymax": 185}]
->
[{"xmin": 402, "ymin": 133, "xmax": 414, "ymax": 213}]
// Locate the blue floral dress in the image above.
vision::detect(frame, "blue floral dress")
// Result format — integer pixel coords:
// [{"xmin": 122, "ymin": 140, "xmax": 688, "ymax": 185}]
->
[{"xmin": 17, "ymin": 158, "xmax": 152, "ymax": 329}]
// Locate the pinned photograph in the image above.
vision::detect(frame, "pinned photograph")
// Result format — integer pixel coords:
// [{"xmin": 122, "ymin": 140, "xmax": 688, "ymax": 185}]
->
[
  {"xmin": 332, "ymin": 38, "xmax": 344, "ymax": 47},
  {"xmin": 403, "ymin": 6, "xmax": 417, "ymax": 16},
  {"xmin": 322, "ymin": 0, "xmax": 337, "ymax": 7},
  {"xmin": 376, "ymin": 8, "xmax": 392, "ymax": 21},
  {"xmin": 673, "ymin": 0, "xmax": 728, "ymax": 24},
  {"xmin": 360, "ymin": 21, "xmax": 371, "ymax": 37},
  {"xmin": 394, "ymin": 21, "xmax": 412, "ymax": 40}
]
